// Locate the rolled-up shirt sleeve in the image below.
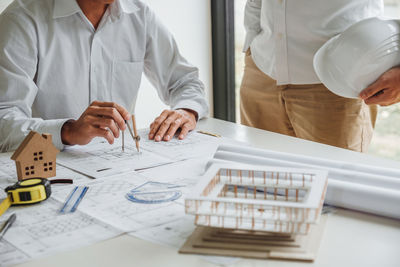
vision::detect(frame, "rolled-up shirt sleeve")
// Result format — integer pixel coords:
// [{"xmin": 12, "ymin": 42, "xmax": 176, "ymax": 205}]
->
[
  {"xmin": 0, "ymin": 13, "xmax": 68, "ymax": 152},
  {"xmin": 243, "ymin": 0, "xmax": 262, "ymax": 52},
  {"xmin": 142, "ymin": 6, "xmax": 209, "ymax": 120}
]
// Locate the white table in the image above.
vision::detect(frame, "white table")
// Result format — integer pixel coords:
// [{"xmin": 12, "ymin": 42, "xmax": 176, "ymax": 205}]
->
[{"xmin": 16, "ymin": 118, "xmax": 400, "ymax": 267}]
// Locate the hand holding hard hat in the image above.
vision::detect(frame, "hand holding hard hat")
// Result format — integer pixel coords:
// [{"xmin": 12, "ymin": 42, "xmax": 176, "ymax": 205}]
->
[
  {"xmin": 359, "ymin": 67, "xmax": 400, "ymax": 106},
  {"xmin": 314, "ymin": 17, "xmax": 400, "ymax": 106}
]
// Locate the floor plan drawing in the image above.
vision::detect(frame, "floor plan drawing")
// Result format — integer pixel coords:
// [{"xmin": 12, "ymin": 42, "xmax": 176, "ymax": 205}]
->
[
  {"xmin": 138, "ymin": 129, "xmax": 223, "ymax": 160},
  {"xmin": 0, "ymin": 198, "xmax": 121, "ymax": 266},
  {"xmin": 57, "ymin": 140, "xmax": 171, "ymax": 178}
]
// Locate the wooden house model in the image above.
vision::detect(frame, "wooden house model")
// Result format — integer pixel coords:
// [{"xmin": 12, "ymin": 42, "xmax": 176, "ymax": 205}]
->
[{"xmin": 11, "ymin": 131, "xmax": 59, "ymax": 180}]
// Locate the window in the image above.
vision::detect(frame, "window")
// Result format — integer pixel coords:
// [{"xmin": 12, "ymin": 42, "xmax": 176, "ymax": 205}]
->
[
  {"xmin": 26, "ymin": 165, "xmax": 35, "ymax": 176},
  {"xmin": 46, "ymin": 162, "xmax": 54, "ymax": 171},
  {"xmin": 368, "ymin": 1, "xmax": 400, "ymax": 160},
  {"xmin": 234, "ymin": 0, "xmax": 400, "ymax": 161}
]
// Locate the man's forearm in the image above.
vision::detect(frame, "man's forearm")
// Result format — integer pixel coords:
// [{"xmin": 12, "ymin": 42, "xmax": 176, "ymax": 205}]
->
[{"xmin": 0, "ymin": 111, "xmax": 69, "ymax": 152}]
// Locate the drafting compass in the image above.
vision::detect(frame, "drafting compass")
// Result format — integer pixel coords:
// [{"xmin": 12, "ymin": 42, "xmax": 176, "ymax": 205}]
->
[{"xmin": 122, "ymin": 114, "xmax": 140, "ymax": 152}]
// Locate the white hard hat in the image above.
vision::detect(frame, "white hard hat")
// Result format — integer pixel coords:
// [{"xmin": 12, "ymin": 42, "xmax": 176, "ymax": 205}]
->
[{"xmin": 313, "ymin": 17, "xmax": 400, "ymax": 99}]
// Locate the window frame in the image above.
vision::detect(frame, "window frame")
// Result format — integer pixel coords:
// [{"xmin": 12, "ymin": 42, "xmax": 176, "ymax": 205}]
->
[{"xmin": 210, "ymin": 0, "xmax": 236, "ymax": 122}]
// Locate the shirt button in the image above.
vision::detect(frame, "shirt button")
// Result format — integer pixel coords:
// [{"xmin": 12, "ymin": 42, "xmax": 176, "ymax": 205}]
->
[{"xmin": 278, "ymin": 33, "xmax": 283, "ymax": 39}]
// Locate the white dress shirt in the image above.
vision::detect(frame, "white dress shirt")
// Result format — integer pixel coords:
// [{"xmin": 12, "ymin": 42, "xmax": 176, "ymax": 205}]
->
[
  {"xmin": 0, "ymin": 0, "xmax": 208, "ymax": 152},
  {"xmin": 244, "ymin": 0, "xmax": 384, "ymax": 85}
]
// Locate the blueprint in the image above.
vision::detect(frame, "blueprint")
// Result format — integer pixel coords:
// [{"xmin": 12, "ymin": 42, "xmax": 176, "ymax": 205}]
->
[
  {"xmin": 130, "ymin": 215, "xmax": 240, "ymax": 266},
  {"xmin": 131, "ymin": 216, "xmax": 196, "ymax": 248},
  {"xmin": 0, "ymin": 158, "xmax": 122, "ymax": 266},
  {"xmin": 57, "ymin": 130, "xmax": 222, "ymax": 178},
  {"xmin": 0, "ymin": 130, "xmax": 243, "ymax": 266},
  {"xmin": 51, "ymin": 160, "xmax": 205, "ymax": 233},
  {"xmin": 139, "ymin": 129, "xmax": 222, "ymax": 160},
  {"xmin": 0, "ymin": 198, "xmax": 122, "ymax": 266},
  {"xmin": 0, "ymin": 158, "xmax": 208, "ymax": 266},
  {"xmin": 0, "ymin": 153, "xmax": 17, "ymax": 188},
  {"xmin": 57, "ymin": 140, "xmax": 171, "ymax": 178},
  {"xmin": 0, "ymin": 159, "xmax": 89, "ymax": 200}
]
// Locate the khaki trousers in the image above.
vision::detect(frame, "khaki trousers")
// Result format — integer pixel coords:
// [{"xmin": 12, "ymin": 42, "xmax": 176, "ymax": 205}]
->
[{"xmin": 240, "ymin": 51, "xmax": 377, "ymax": 152}]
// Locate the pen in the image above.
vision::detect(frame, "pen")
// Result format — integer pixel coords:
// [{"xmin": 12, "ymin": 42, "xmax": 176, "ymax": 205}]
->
[{"xmin": 0, "ymin": 213, "xmax": 16, "ymax": 240}]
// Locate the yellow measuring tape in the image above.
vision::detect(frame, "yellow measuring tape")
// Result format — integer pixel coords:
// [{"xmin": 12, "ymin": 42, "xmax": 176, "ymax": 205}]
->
[{"xmin": 0, "ymin": 178, "xmax": 51, "ymax": 217}]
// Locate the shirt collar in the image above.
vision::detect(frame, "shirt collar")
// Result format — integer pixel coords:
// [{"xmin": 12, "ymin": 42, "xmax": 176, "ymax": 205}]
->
[
  {"xmin": 119, "ymin": 0, "xmax": 140, "ymax": 14},
  {"xmin": 110, "ymin": 0, "xmax": 140, "ymax": 19},
  {"xmin": 53, "ymin": 0, "xmax": 81, "ymax": 19},
  {"xmin": 53, "ymin": 0, "xmax": 139, "ymax": 20}
]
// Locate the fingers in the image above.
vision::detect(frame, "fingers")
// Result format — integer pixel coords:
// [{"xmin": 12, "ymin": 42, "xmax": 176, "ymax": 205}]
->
[
  {"xmin": 87, "ymin": 105, "xmax": 128, "ymax": 131},
  {"xmin": 90, "ymin": 101, "xmax": 131, "ymax": 120},
  {"xmin": 86, "ymin": 115, "xmax": 120, "ymax": 138},
  {"xmin": 64, "ymin": 101, "xmax": 129, "ymax": 146},
  {"xmin": 178, "ymin": 123, "xmax": 191, "ymax": 140},
  {"xmin": 154, "ymin": 112, "xmax": 181, "ymax": 142},
  {"xmin": 364, "ymin": 88, "xmax": 395, "ymax": 106},
  {"xmin": 165, "ymin": 117, "xmax": 184, "ymax": 141},
  {"xmin": 360, "ymin": 78, "xmax": 386, "ymax": 100},
  {"xmin": 148, "ymin": 110, "xmax": 172, "ymax": 140},
  {"xmin": 93, "ymin": 127, "xmax": 114, "ymax": 144},
  {"xmin": 148, "ymin": 109, "xmax": 197, "ymax": 142},
  {"xmin": 361, "ymin": 67, "xmax": 400, "ymax": 106}
]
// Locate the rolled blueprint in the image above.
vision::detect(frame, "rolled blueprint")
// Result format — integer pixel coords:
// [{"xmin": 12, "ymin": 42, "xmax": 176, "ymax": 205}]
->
[
  {"xmin": 212, "ymin": 151, "xmax": 400, "ymax": 190},
  {"xmin": 326, "ymin": 179, "xmax": 400, "ymax": 219},
  {"xmin": 211, "ymin": 144, "xmax": 400, "ymax": 219},
  {"xmin": 218, "ymin": 144, "xmax": 400, "ymax": 179}
]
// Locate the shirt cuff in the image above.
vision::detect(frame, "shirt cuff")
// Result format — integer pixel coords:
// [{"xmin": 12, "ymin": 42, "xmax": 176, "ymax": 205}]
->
[
  {"xmin": 36, "ymin": 118, "xmax": 71, "ymax": 151},
  {"xmin": 173, "ymin": 100, "xmax": 209, "ymax": 121}
]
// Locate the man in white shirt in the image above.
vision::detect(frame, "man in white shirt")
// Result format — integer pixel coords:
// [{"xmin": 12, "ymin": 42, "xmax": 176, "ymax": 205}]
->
[
  {"xmin": 240, "ymin": 0, "xmax": 383, "ymax": 152},
  {"xmin": 0, "ymin": 0, "xmax": 208, "ymax": 152}
]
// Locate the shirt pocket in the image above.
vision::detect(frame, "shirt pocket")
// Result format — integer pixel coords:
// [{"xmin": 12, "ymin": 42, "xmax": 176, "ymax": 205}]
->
[{"xmin": 111, "ymin": 60, "xmax": 144, "ymax": 112}]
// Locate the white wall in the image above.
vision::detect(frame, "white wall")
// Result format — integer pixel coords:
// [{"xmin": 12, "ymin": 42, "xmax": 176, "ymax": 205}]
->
[
  {"xmin": 0, "ymin": 0, "xmax": 213, "ymax": 129},
  {"xmin": 135, "ymin": 0, "xmax": 213, "ymax": 128}
]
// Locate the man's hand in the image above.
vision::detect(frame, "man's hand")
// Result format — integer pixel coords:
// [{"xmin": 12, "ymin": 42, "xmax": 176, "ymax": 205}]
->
[
  {"xmin": 360, "ymin": 67, "xmax": 400, "ymax": 106},
  {"xmin": 148, "ymin": 109, "xmax": 197, "ymax": 142},
  {"xmin": 61, "ymin": 101, "xmax": 131, "ymax": 145}
]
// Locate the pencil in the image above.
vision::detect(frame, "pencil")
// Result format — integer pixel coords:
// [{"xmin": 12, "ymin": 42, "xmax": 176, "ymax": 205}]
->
[
  {"xmin": 197, "ymin": 130, "xmax": 221, "ymax": 138},
  {"xmin": 122, "ymin": 129, "xmax": 125, "ymax": 152},
  {"xmin": 131, "ymin": 114, "xmax": 140, "ymax": 152}
]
